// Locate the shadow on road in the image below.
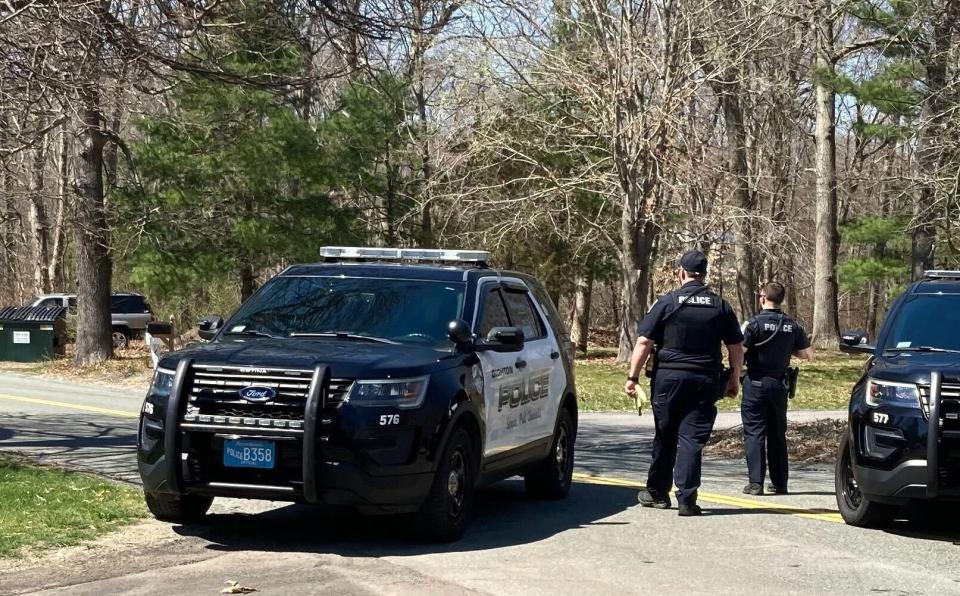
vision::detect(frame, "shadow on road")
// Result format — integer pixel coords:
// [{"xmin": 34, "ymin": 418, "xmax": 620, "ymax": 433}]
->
[
  {"xmin": 0, "ymin": 412, "xmax": 138, "ymax": 481},
  {"xmin": 174, "ymin": 479, "xmax": 637, "ymax": 555}
]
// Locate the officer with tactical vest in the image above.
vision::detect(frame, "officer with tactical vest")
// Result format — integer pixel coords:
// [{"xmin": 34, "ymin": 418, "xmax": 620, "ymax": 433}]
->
[
  {"xmin": 741, "ymin": 282, "xmax": 814, "ymax": 496},
  {"xmin": 625, "ymin": 250, "xmax": 744, "ymax": 516}
]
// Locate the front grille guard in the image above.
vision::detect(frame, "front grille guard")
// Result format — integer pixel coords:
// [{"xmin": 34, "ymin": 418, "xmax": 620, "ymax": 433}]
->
[
  {"xmin": 165, "ymin": 360, "xmax": 331, "ymax": 503},
  {"xmin": 926, "ymin": 371, "xmax": 941, "ymax": 497}
]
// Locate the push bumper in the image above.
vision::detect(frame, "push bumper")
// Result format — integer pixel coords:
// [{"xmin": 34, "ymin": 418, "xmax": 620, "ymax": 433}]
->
[{"xmin": 138, "ymin": 360, "xmax": 436, "ymax": 514}]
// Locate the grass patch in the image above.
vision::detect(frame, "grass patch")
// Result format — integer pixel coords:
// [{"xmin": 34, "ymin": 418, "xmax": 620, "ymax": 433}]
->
[
  {"xmin": 706, "ymin": 419, "xmax": 846, "ymax": 464},
  {"xmin": 0, "ymin": 454, "xmax": 146, "ymax": 558},
  {"xmin": 575, "ymin": 349, "xmax": 866, "ymax": 412}
]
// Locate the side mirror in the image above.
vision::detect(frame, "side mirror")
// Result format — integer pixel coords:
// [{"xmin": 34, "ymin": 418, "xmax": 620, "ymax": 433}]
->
[
  {"xmin": 482, "ymin": 326, "xmax": 525, "ymax": 353},
  {"xmin": 839, "ymin": 331, "xmax": 875, "ymax": 354},
  {"xmin": 447, "ymin": 319, "xmax": 473, "ymax": 348},
  {"xmin": 198, "ymin": 315, "xmax": 224, "ymax": 341}
]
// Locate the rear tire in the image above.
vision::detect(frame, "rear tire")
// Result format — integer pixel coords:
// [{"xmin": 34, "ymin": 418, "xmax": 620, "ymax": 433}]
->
[
  {"xmin": 835, "ymin": 433, "xmax": 897, "ymax": 527},
  {"xmin": 145, "ymin": 492, "xmax": 213, "ymax": 523},
  {"xmin": 419, "ymin": 427, "xmax": 475, "ymax": 542},
  {"xmin": 112, "ymin": 328, "xmax": 130, "ymax": 350},
  {"xmin": 525, "ymin": 407, "xmax": 575, "ymax": 499}
]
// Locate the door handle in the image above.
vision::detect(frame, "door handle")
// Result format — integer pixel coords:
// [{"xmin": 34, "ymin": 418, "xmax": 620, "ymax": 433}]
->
[
  {"xmin": 515, "ymin": 359, "xmax": 527, "ymax": 370},
  {"xmin": 550, "ymin": 351, "xmax": 561, "ymax": 360}
]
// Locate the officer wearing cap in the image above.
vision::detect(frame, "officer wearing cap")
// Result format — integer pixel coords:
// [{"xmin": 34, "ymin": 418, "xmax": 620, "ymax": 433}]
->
[
  {"xmin": 625, "ymin": 250, "xmax": 745, "ymax": 516},
  {"xmin": 741, "ymin": 282, "xmax": 814, "ymax": 496}
]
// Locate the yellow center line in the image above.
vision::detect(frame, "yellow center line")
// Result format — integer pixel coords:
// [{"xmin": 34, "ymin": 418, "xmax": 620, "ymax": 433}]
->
[
  {"xmin": 0, "ymin": 393, "xmax": 140, "ymax": 418},
  {"xmin": 573, "ymin": 472, "xmax": 843, "ymax": 524}
]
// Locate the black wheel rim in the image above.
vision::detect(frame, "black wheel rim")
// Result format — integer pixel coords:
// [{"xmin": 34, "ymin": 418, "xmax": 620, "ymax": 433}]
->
[
  {"xmin": 555, "ymin": 424, "xmax": 571, "ymax": 483},
  {"xmin": 447, "ymin": 448, "xmax": 467, "ymax": 518},
  {"xmin": 840, "ymin": 448, "xmax": 862, "ymax": 510}
]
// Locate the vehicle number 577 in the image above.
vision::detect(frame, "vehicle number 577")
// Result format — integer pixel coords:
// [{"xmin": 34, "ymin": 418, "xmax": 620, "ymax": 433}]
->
[{"xmin": 380, "ymin": 414, "xmax": 400, "ymax": 426}]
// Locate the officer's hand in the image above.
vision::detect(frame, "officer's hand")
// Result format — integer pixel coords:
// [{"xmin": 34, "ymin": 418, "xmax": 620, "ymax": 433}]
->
[
  {"xmin": 725, "ymin": 375, "xmax": 740, "ymax": 398},
  {"xmin": 624, "ymin": 379, "xmax": 638, "ymax": 397}
]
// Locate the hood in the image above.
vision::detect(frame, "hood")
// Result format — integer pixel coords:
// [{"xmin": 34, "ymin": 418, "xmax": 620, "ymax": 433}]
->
[
  {"xmin": 869, "ymin": 351, "xmax": 960, "ymax": 385},
  {"xmin": 159, "ymin": 337, "xmax": 465, "ymax": 379}
]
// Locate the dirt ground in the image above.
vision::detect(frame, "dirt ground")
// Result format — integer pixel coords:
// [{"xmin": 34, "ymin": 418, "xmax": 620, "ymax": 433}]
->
[{"xmin": 706, "ymin": 418, "xmax": 846, "ymax": 464}]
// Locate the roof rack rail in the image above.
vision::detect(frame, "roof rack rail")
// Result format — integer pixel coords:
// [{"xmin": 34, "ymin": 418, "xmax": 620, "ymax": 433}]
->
[
  {"xmin": 923, "ymin": 270, "xmax": 960, "ymax": 280},
  {"xmin": 320, "ymin": 246, "xmax": 491, "ymax": 267}
]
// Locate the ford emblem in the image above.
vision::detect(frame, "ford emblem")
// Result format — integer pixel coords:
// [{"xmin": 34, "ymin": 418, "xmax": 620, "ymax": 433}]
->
[{"xmin": 239, "ymin": 386, "xmax": 277, "ymax": 402}]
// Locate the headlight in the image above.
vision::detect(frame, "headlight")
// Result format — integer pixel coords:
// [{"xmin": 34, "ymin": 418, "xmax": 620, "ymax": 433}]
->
[
  {"xmin": 866, "ymin": 378, "xmax": 920, "ymax": 408},
  {"xmin": 151, "ymin": 367, "xmax": 176, "ymax": 399},
  {"xmin": 348, "ymin": 377, "xmax": 429, "ymax": 409}
]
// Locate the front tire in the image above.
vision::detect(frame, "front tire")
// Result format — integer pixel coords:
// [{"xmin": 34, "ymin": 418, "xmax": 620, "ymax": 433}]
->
[
  {"xmin": 112, "ymin": 328, "xmax": 130, "ymax": 350},
  {"xmin": 419, "ymin": 427, "xmax": 475, "ymax": 542},
  {"xmin": 145, "ymin": 492, "xmax": 213, "ymax": 523},
  {"xmin": 835, "ymin": 433, "xmax": 897, "ymax": 527},
  {"xmin": 525, "ymin": 407, "xmax": 575, "ymax": 499}
]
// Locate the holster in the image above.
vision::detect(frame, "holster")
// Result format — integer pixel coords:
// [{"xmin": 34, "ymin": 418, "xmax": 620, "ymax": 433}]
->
[
  {"xmin": 786, "ymin": 367, "xmax": 800, "ymax": 399},
  {"xmin": 644, "ymin": 349, "xmax": 659, "ymax": 379}
]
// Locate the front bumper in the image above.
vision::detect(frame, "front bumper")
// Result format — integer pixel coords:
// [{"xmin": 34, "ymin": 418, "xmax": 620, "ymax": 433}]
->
[
  {"xmin": 138, "ymin": 360, "xmax": 439, "ymax": 514},
  {"xmin": 853, "ymin": 371, "xmax": 960, "ymax": 503}
]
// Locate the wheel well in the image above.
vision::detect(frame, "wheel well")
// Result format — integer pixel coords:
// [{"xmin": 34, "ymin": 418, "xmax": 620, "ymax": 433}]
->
[
  {"xmin": 561, "ymin": 392, "xmax": 578, "ymax": 430},
  {"xmin": 452, "ymin": 411, "xmax": 482, "ymax": 476}
]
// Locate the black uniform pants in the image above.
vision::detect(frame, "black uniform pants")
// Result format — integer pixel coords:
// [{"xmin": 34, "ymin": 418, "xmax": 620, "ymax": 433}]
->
[
  {"xmin": 740, "ymin": 375, "xmax": 789, "ymax": 488},
  {"xmin": 647, "ymin": 368, "xmax": 719, "ymax": 506}
]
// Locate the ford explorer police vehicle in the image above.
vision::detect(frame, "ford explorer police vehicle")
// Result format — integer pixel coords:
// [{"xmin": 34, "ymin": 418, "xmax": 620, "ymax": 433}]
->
[
  {"xmin": 138, "ymin": 247, "xmax": 577, "ymax": 541},
  {"xmin": 837, "ymin": 270, "xmax": 960, "ymax": 527}
]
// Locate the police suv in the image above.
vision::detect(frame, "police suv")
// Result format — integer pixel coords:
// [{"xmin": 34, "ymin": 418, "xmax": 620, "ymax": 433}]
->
[
  {"xmin": 837, "ymin": 270, "xmax": 960, "ymax": 526},
  {"xmin": 138, "ymin": 247, "xmax": 577, "ymax": 541}
]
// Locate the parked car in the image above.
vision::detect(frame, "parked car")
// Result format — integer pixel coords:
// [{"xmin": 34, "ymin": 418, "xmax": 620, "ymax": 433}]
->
[
  {"xmin": 137, "ymin": 247, "xmax": 577, "ymax": 541},
  {"xmin": 836, "ymin": 270, "xmax": 960, "ymax": 526},
  {"xmin": 25, "ymin": 291, "xmax": 154, "ymax": 349}
]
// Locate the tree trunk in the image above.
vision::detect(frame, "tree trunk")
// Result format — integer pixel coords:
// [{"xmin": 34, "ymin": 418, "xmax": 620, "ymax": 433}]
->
[
  {"xmin": 240, "ymin": 262, "xmax": 256, "ymax": 302},
  {"xmin": 49, "ymin": 130, "xmax": 70, "ymax": 291},
  {"xmin": 715, "ymin": 76, "xmax": 757, "ymax": 319},
  {"xmin": 27, "ymin": 136, "xmax": 52, "ymax": 295},
  {"xmin": 811, "ymin": 0, "xmax": 841, "ymax": 349},
  {"xmin": 74, "ymin": 86, "xmax": 113, "ymax": 365},
  {"xmin": 617, "ymin": 184, "xmax": 659, "ymax": 362},
  {"xmin": 570, "ymin": 270, "xmax": 594, "ymax": 356},
  {"xmin": 911, "ymin": 3, "xmax": 957, "ymax": 280}
]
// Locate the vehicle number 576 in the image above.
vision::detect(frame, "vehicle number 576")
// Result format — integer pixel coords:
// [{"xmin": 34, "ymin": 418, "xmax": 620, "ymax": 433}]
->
[{"xmin": 380, "ymin": 414, "xmax": 400, "ymax": 426}]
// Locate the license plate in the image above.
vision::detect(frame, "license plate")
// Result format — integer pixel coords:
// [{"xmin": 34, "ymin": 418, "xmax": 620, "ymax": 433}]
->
[{"xmin": 223, "ymin": 439, "xmax": 276, "ymax": 469}]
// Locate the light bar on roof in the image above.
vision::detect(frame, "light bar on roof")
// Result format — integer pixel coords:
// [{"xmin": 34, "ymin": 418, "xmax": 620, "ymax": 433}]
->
[
  {"xmin": 924, "ymin": 270, "xmax": 960, "ymax": 280},
  {"xmin": 320, "ymin": 246, "xmax": 491, "ymax": 264}
]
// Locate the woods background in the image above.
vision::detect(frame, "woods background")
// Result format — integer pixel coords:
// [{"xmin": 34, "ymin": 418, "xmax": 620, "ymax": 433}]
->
[{"xmin": 1, "ymin": 0, "xmax": 958, "ymax": 365}]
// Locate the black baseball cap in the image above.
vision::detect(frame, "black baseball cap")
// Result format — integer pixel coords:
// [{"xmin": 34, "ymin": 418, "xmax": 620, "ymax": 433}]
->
[{"xmin": 678, "ymin": 250, "xmax": 708, "ymax": 275}]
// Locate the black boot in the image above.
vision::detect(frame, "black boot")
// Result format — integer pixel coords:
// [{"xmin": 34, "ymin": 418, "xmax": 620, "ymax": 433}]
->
[
  {"xmin": 743, "ymin": 482, "xmax": 763, "ymax": 496},
  {"xmin": 767, "ymin": 484, "xmax": 788, "ymax": 495},
  {"xmin": 638, "ymin": 489, "xmax": 672, "ymax": 509},
  {"xmin": 678, "ymin": 502, "xmax": 703, "ymax": 517}
]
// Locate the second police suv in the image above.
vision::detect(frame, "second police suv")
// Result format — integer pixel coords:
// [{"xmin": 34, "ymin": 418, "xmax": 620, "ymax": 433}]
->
[
  {"xmin": 137, "ymin": 247, "xmax": 577, "ymax": 541},
  {"xmin": 837, "ymin": 270, "xmax": 960, "ymax": 526}
]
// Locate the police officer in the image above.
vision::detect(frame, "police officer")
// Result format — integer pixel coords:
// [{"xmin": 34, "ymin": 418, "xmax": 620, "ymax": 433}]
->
[
  {"xmin": 625, "ymin": 250, "xmax": 744, "ymax": 516},
  {"xmin": 740, "ymin": 282, "xmax": 814, "ymax": 496}
]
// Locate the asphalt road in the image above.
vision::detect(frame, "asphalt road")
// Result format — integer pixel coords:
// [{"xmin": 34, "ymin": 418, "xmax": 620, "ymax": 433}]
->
[{"xmin": 1, "ymin": 373, "xmax": 959, "ymax": 595}]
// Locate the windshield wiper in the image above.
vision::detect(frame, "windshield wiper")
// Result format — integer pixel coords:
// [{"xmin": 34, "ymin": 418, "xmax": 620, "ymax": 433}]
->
[
  {"xmin": 289, "ymin": 332, "xmax": 398, "ymax": 344},
  {"xmin": 884, "ymin": 346, "xmax": 960, "ymax": 354},
  {"xmin": 223, "ymin": 329, "xmax": 278, "ymax": 339}
]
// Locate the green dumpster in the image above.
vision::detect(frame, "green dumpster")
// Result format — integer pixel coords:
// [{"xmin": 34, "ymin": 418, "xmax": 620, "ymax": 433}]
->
[{"xmin": 0, "ymin": 306, "xmax": 67, "ymax": 362}]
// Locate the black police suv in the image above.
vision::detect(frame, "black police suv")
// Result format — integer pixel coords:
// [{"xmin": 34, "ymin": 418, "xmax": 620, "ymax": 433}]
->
[
  {"xmin": 138, "ymin": 247, "xmax": 577, "ymax": 541},
  {"xmin": 836, "ymin": 270, "xmax": 960, "ymax": 527}
]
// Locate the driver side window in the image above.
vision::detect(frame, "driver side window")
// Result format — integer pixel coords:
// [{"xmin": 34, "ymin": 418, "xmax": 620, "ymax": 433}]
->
[{"xmin": 477, "ymin": 287, "xmax": 510, "ymax": 338}]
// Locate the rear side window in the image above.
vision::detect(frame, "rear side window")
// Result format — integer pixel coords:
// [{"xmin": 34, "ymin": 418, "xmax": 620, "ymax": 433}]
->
[
  {"xmin": 477, "ymin": 287, "xmax": 511, "ymax": 337},
  {"xmin": 38, "ymin": 298, "xmax": 61, "ymax": 308},
  {"xmin": 111, "ymin": 295, "xmax": 149, "ymax": 313},
  {"xmin": 503, "ymin": 289, "xmax": 546, "ymax": 340},
  {"xmin": 526, "ymin": 280, "xmax": 567, "ymax": 337}
]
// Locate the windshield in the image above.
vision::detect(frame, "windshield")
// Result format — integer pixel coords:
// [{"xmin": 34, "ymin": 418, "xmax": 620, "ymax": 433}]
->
[
  {"xmin": 884, "ymin": 294, "xmax": 960, "ymax": 352},
  {"xmin": 224, "ymin": 276, "xmax": 466, "ymax": 349}
]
